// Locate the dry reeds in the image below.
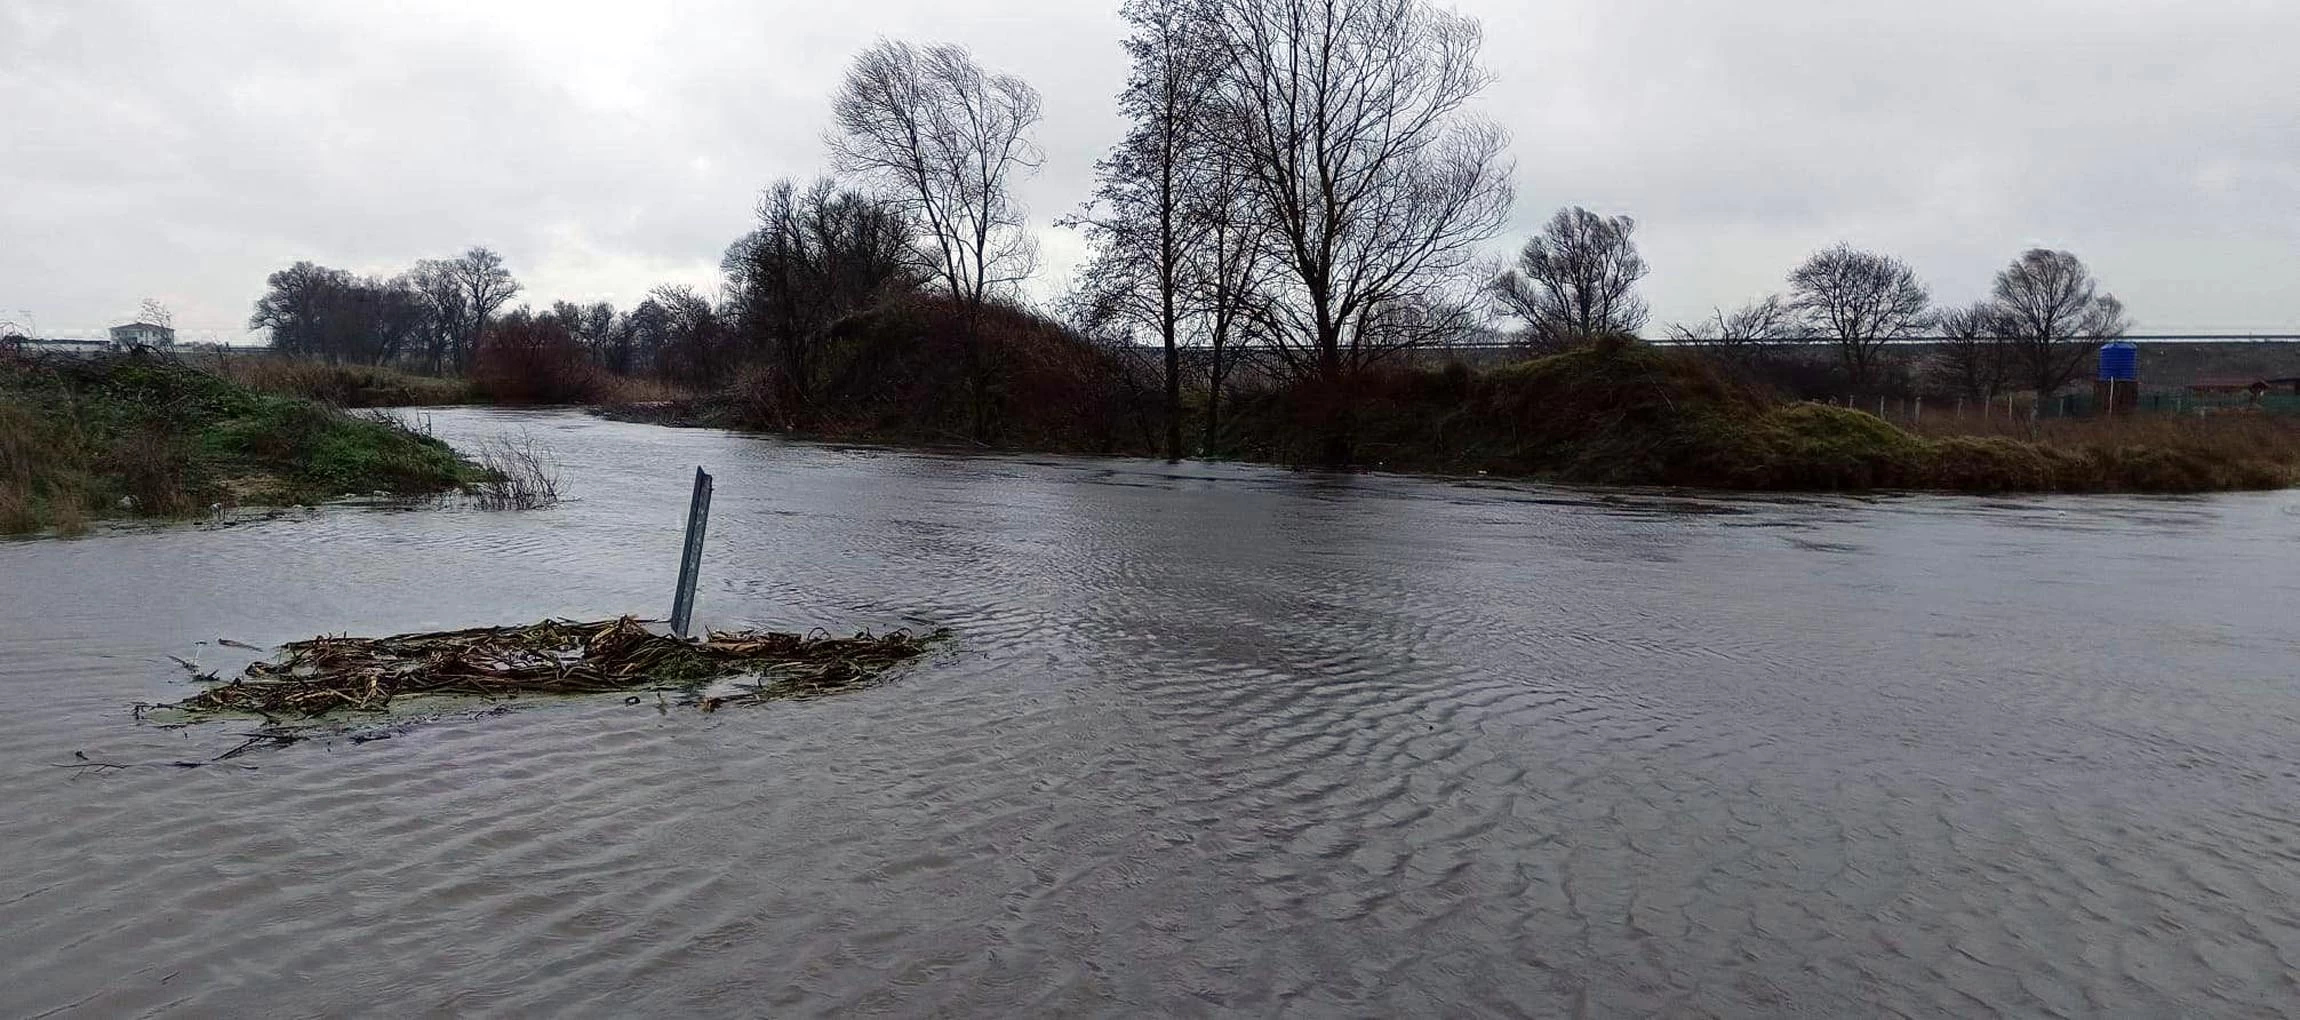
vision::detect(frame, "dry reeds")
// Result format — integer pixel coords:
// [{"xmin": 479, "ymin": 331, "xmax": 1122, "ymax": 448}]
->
[
  {"xmin": 167, "ymin": 616, "xmax": 944, "ymax": 718},
  {"xmin": 214, "ymin": 354, "xmax": 474, "ymax": 407},
  {"xmin": 473, "ymin": 434, "xmax": 562, "ymax": 510}
]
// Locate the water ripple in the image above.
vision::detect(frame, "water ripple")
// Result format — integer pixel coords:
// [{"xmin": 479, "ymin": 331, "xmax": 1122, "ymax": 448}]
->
[{"xmin": 3, "ymin": 408, "xmax": 2298, "ymax": 1016}]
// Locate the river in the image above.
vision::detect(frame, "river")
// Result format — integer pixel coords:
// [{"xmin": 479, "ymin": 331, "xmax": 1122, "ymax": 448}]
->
[{"xmin": 4, "ymin": 407, "xmax": 2297, "ymax": 1017}]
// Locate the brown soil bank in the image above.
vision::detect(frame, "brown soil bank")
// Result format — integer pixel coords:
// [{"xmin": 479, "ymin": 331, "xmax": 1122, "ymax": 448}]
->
[{"xmin": 632, "ymin": 308, "xmax": 2298, "ymax": 494}]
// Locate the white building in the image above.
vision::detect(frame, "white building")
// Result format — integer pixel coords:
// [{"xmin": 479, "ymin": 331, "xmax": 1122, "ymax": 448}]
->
[{"xmin": 108, "ymin": 321, "xmax": 176, "ymax": 349}]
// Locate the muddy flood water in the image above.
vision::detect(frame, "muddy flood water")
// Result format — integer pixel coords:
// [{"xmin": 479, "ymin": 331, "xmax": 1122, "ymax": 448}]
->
[{"xmin": 5, "ymin": 408, "xmax": 2299, "ymax": 1017}]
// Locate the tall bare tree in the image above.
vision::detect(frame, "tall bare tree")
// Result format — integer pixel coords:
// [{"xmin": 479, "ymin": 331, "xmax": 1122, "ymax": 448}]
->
[
  {"xmin": 137, "ymin": 298, "xmax": 174, "ymax": 329},
  {"xmin": 1989, "ymin": 248, "xmax": 2129, "ymax": 397},
  {"xmin": 1788, "ymin": 243, "xmax": 1931, "ymax": 390},
  {"xmin": 1068, "ymin": 0, "xmax": 1226, "ymax": 461},
  {"xmin": 449, "ymin": 247, "xmax": 520, "ymax": 372},
  {"xmin": 248, "ymin": 263, "xmax": 427, "ymax": 365},
  {"xmin": 1489, "ymin": 207, "xmax": 1649, "ymax": 349},
  {"xmin": 647, "ymin": 284, "xmax": 726, "ymax": 384},
  {"xmin": 725, "ymin": 177, "xmax": 915, "ymax": 411},
  {"xmin": 1199, "ymin": 0, "xmax": 1514, "ymax": 462},
  {"xmin": 1189, "ymin": 160, "xmax": 1274, "ymax": 455},
  {"xmin": 1932, "ymin": 301, "xmax": 2015, "ymax": 400},
  {"xmin": 409, "ymin": 259, "xmax": 469, "ymax": 374},
  {"xmin": 829, "ymin": 39, "xmax": 1042, "ymax": 438},
  {"xmin": 829, "ymin": 41, "xmax": 1042, "ymax": 310}
]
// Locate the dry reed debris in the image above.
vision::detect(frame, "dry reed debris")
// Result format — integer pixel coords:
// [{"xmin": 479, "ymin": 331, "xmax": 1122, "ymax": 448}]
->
[{"xmin": 166, "ymin": 616, "xmax": 942, "ymax": 718}]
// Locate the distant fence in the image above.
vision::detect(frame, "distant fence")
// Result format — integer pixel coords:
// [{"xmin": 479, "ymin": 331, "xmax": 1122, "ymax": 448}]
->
[{"xmin": 1816, "ymin": 389, "xmax": 2300, "ymax": 427}]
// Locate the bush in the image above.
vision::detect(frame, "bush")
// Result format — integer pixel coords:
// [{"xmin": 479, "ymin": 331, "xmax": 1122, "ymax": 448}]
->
[
  {"xmin": 473, "ymin": 435, "xmax": 563, "ymax": 510},
  {"xmin": 472, "ymin": 317, "xmax": 604, "ymax": 404},
  {"xmin": 690, "ymin": 295, "xmax": 1152, "ymax": 454}
]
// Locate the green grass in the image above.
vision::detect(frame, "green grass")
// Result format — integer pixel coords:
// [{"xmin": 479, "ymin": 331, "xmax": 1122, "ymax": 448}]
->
[{"xmin": 1, "ymin": 351, "xmax": 481, "ymax": 535}]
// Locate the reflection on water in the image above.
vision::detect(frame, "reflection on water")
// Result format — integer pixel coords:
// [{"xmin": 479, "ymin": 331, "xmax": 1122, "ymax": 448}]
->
[{"xmin": 4, "ymin": 408, "xmax": 2299, "ymax": 1016}]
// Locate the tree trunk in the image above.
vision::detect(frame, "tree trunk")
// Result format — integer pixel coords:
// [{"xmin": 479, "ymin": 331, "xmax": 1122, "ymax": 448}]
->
[
  {"xmin": 1317, "ymin": 327, "xmax": 1349, "ymax": 469},
  {"xmin": 1203, "ymin": 339, "xmax": 1224, "ymax": 457}
]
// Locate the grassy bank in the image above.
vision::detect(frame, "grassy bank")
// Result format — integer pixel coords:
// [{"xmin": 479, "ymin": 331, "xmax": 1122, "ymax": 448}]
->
[
  {"xmin": 629, "ymin": 311, "xmax": 2297, "ymax": 493},
  {"xmin": 1, "ymin": 352, "xmax": 480, "ymax": 535},
  {"xmin": 1221, "ymin": 342, "xmax": 2299, "ymax": 493}
]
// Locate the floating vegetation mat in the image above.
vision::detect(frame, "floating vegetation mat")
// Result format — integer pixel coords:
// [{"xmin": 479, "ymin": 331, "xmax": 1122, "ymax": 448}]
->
[{"xmin": 161, "ymin": 616, "xmax": 945, "ymax": 720}]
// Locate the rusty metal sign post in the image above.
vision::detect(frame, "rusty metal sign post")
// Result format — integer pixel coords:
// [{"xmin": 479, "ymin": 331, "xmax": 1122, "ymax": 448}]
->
[{"xmin": 669, "ymin": 466, "xmax": 714, "ymax": 638}]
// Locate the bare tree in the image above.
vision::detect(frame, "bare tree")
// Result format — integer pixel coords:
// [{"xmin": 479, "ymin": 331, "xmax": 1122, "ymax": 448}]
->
[
  {"xmin": 1066, "ymin": 0, "xmax": 1227, "ymax": 461},
  {"xmin": 829, "ymin": 39, "xmax": 1043, "ymax": 438},
  {"xmin": 1188, "ymin": 161, "xmax": 1275, "ymax": 455},
  {"xmin": 449, "ymin": 246, "xmax": 520, "ymax": 372},
  {"xmin": 1665, "ymin": 293, "xmax": 1802, "ymax": 351},
  {"xmin": 1489, "ymin": 207, "xmax": 1649, "ymax": 350},
  {"xmin": 1989, "ymin": 248, "xmax": 2129, "ymax": 397},
  {"xmin": 1931, "ymin": 301, "xmax": 2014, "ymax": 400},
  {"xmin": 409, "ymin": 259, "xmax": 469, "ymax": 373},
  {"xmin": 647, "ymin": 284, "xmax": 726, "ymax": 384},
  {"xmin": 248, "ymin": 263, "xmax": 426, "ymax": 365},
  {"xmin": 1199, "ymin": 0, "xmax": 1513, "ymax": 462},
  {"xmin": 137, "ymin": 298, "xmax": 174, "ymax": 329},
  {"xmin": 1788, "ymin": 243, "xmax": 1931, "ymax": 390},
  {"xmin": 724, "ymin": 177, "xmax": 914, "ymax": 411},
  {"xmin": 249, "ymin": 261, "xmax": 354, "ymax": 359},
  {"xmin": 829, "ymin": 40, "xmax": 1042, "ymax": 310}
]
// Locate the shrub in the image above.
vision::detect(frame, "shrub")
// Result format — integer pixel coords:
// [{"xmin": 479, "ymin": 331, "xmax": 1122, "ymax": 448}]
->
[
  {"xmin": 473, "ymin": 435, "xmax": 563, "ymax": 510},
  {"xmin": 472, "ymin": 317, "xmax": 603, "ymax": 404}
]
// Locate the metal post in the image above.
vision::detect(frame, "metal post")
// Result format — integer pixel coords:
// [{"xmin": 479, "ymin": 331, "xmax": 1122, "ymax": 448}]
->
[
  {"xmin": 669, "ymin": 466, "xmax": 714, "ymax": 639},
  {"xmin": 1914, "ymin": 397, "xmax": 1922, "ymax": 425}
]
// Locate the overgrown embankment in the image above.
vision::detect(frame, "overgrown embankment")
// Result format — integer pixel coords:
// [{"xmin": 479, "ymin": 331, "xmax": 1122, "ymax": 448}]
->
[
  {"xmin": 1, "ymin": 352, "xmax": 480, "ymax": 534},
  {"xmin": 209, "ymin": 351, "xmax": 686, "ymax": 409},
  {"xmin": 637, "ymin": 308, "xmax": 2295, "ymax": 493},
  {"xmin": 209, "ymin": 354, "xmax": 478, "ymax": 407},
  {"xmin": 1221, "ymin": 341, "xmax": 2300, "ymax": 493}
]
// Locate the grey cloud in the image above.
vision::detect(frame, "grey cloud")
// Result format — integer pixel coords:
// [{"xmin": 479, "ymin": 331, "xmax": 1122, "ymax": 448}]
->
[{"xmin": 4, "ymin": 0, "xmax": 2293, "ymax": 339}]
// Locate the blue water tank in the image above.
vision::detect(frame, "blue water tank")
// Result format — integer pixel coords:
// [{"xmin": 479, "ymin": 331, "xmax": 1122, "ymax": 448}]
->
[{"xmin": 2098, "ymin": 342, "xmax": 2138, "ymax": 382}]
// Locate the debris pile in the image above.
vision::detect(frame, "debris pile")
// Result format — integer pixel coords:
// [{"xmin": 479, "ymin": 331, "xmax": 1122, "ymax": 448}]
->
[{"xmin": 166, "ymin": 616, "xmax": 942, "ymax": 718}]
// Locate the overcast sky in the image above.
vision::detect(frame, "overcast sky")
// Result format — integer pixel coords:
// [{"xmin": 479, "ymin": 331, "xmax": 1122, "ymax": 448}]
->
[{"xmin": 5, "ymin": 0, "xmax": 2295, "ymax": 341}]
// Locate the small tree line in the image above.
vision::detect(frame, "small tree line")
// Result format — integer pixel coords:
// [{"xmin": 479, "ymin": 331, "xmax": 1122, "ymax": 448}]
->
[
  {"xmin": 242, "ymin": 0, "xmax": 2142, "ymax": 447},
  {"xmin": 1481, "ymin": 205, "xmax": 2130, "ymax": 399}
]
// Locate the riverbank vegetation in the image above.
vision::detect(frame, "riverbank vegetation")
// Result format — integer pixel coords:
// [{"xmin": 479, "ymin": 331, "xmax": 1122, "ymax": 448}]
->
[
  {"xmin": 1217, "ymin": 341, "xmax": 2298, "ymax": 492},
  {"xmin": 225, "ymin": 0, "xmax": 2284, "ymax": 495},
  {"xmin": 208, "ymin": 352, "xmax": 477, "ymax": 406},
  {"xmin": 0, "ymin": 352, "xmax": 478, "ymax": 535}
]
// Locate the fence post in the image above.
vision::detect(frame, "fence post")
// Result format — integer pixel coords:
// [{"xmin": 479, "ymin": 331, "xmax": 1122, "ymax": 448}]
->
[
  {"xmin": 1914, "ymin": 397, "xmax": 1922, "ymax": 425},
  {"xmin": 669, "ymin": 466, "xmax": 714, "ymax": 639}
]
